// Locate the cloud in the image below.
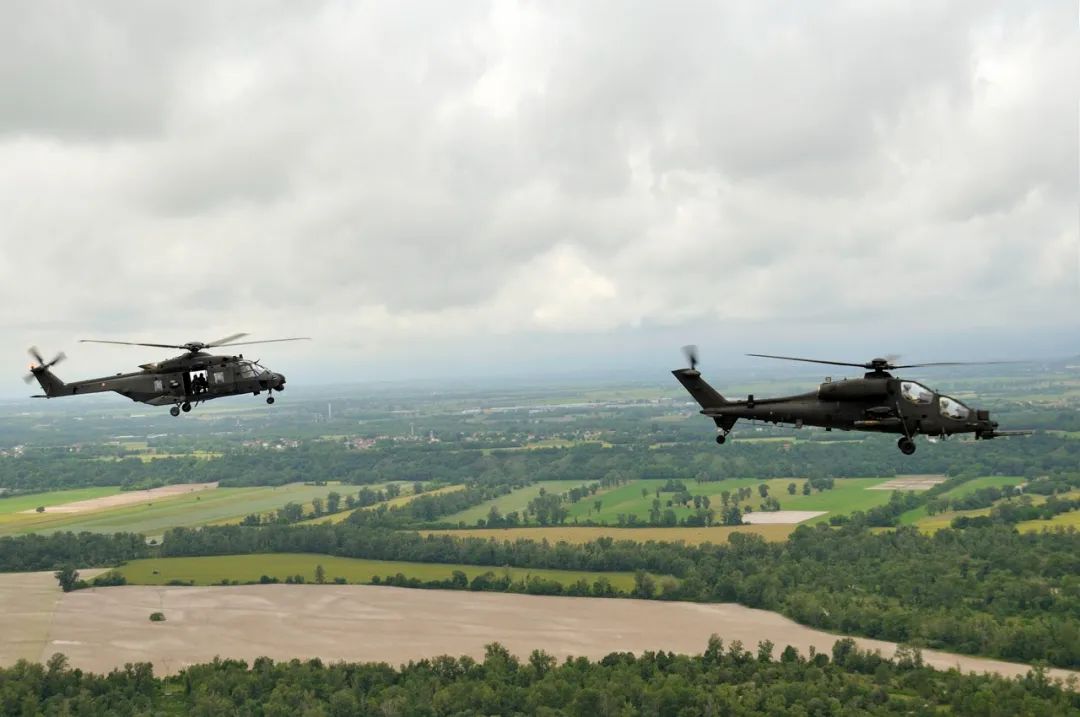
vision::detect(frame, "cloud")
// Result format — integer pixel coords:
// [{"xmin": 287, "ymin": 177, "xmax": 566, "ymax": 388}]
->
[{"xmin": 0, "ymin": 0, "xmax": 1075, "ymax": 388}]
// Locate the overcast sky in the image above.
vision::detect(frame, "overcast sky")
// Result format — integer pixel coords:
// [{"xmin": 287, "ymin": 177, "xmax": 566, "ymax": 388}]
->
[{"xmin": 1, "ymin": 1, "xmax": 1076, "ymax": 393}]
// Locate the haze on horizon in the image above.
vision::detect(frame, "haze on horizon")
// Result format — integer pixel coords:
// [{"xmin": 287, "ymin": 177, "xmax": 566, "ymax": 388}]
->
[{"xmin": 1, "ymin": 1, "xmax": 1076, "ymax": 396}]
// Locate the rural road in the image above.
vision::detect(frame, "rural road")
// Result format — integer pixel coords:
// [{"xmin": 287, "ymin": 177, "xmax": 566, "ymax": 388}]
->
[{"xmin": 2, "ymin": 571, "xmax": 1076, "ymax": 684}]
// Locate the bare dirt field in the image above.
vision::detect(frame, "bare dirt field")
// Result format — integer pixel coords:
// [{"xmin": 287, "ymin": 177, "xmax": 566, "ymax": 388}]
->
[
  {"xmin": 741, "ymin": 510, "xmax": 826, "ymax": 524},
  {"xmin": 0, "ymin": 570, "xmax": 106, "ymax": 665},
  {"xmin": 0, "ymin": 574, "xmax": 1069, "ymax": 684},
  {"xmin": 868, "ymin": 475, "xmax": 947, "ymax": 491},
  {"xmin": 22, "ymin": 482, "xmax": 218, "ymax": 514}
]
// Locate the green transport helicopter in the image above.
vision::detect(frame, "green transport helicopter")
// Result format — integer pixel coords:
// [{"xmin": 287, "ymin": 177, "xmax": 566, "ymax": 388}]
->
[{"xmin": 26, "ymin": 333, "xmax": 309, "ymax": 417}]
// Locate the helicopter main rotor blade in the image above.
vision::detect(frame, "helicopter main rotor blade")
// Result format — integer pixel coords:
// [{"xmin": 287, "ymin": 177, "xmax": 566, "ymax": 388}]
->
[
  {"xmin": 891, "ymin": 360, "xmax": 1026, "ymax": 369},
  {"xmin": 213, "ymin": 337, "xmax": 312, "ymax": 348},
  {"xmin": 80, "ymin": 339, "xmax": 187, "ymax": 350},
  {"xmin": 746, "ymin": 353, "xmax": 869, "ymax": 369},
  {"xmin": 205, "ymin": 333, "xmax": 249, "ymax": 347}
]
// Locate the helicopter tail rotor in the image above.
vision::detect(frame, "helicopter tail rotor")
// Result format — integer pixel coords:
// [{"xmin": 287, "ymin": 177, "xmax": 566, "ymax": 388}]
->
[
  {"xmin": 682, "ymin": 345, "xmax": 699, "ymax": 372},
  {"xmin": 24, "ymin": 346, "xmax": 66, "ymax": 383}
]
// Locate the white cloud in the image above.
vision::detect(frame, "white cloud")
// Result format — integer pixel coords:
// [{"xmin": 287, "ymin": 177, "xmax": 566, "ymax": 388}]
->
[{"xmin": 0, "ymin": 1, "xmax": 1075, "ymax": 388}]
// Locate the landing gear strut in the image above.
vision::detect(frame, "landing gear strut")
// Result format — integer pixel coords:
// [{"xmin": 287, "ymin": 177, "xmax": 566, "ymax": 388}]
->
[{"xmin": 897, "ymin": 437, "xmax": 916, "ymax": 455}]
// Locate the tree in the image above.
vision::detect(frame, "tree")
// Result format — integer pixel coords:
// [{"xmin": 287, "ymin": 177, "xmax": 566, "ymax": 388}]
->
[
  {"xmin": 149, "ymin": 612, "xmax": 165, "ymax": 622},
  {"xmin": 802, "ymin": 482, "xmax": 812, "ymax": 496},
  {"xmin": 326, "ymin": 491, "xmax": 341, "ymax": 514},
  {"xmin": 311, "ymin": 497, "xmax": 324, "ymax": 516},
  {"xmin": 35, "ymin": 506, "xmax": 45, "ymax": 513},
  {"xmin": 55, "ymin": 566, "xmax": 79, "ymax": 592},
  {"xmin": 758, "ymin": 484, "xmax": 770, "ymax": 499},
  {"xmin": 632, "ymin": 570, "xmax": 656, "ymax": 598},
  {"xmin": 788, "ymin": 482, "xmax": 797, "ymax": 495},
  {"xmin": 315, "ymin": 564, "xmax": 326, "ymax": 584},
  {"xmin": 593, "ymin": 499, "xmax": 602, "ymax": 514}
]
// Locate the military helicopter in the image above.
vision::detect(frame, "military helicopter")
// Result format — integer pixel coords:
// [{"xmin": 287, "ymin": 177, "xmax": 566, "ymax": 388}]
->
[
  {"xmin": 25, "ymin": 333, "xmax": 309, "ymax": 416},
  {"xmin": 673, "ymin": 347, "xmax": 1030, "ymax": 454}
]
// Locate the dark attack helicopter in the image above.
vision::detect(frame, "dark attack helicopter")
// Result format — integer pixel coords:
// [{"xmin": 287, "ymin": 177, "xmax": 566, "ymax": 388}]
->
[
  {"xmin": 673, "ymin": 348, "xmax": 1030, "ymax": 454},
  {"xmin": 25, "ymin": 333, "xmax": 309, "ymax": 416}
]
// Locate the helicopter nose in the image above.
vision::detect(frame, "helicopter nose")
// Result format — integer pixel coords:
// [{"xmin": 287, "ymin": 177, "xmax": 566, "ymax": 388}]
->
[{"xmin": 274, "ymin": 373, "xmax": 286, "ymax": 391}]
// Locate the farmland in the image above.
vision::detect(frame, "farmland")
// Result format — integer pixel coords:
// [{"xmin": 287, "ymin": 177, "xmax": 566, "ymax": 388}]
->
[
  {"xmin": 0, "ymin": 483, "xmax": 358, "ymax": 537},
  {"xmin": 114, "ymin": 553, "xmax": 648, "ymax": 591},
  {"xmin": 442, "ymin": 481, "xmax": 582, "ymax": 524},
  {"xmin": 422, "ymin": 524, "xmax": 796, "ymax": 544},
  {"xmin": 448, "ymin": 476, "xmax": 898, "ymax": 527},
  {"xmin": 0, "ymin": 487, "xmax": 125, "ymax": 516},
  {"xmin": 296, "ymin": 484, "xmax": 466, "ymax": 526},
  {"xmin": 899, "ymin": 475, "xmax": 1027, "ymax": 526}
]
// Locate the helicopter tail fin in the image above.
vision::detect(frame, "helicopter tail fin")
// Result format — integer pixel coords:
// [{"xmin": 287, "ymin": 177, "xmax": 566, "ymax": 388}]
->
[
  {"xmin": 29, "ymin": 367, "xmax": 66, "ymax": 397},
  {"xmin": 671, "ymin": 368, "xmax": 729, "ymax": 409},
  {"xmin": 672, "ymin": 368, "xmax": 737, "ymax": 433}
]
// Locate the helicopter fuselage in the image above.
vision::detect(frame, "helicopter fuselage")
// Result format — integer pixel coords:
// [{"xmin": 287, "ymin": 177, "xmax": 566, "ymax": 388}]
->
[{"xmin": 31, "ymin": 352, "xmax": 286, "ymax": 411}]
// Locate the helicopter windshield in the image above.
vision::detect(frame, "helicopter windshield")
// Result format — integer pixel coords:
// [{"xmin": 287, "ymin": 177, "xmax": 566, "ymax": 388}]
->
[
  {"xmin": 237, "ymin": 360, "xmax": 259, "ymax": 379},
  {"xmin": 900, "ymin": 381, "xmax": 934, "ymax": 404},
  {"xmin": 939, "ymin": 395, "xmax": 971, "ymax": 420}
]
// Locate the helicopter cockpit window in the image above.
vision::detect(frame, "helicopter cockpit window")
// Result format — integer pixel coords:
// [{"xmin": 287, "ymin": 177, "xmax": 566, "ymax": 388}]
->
[
  {"xmin": 939, "ymin": 395, "xmax": 971, "ymax": 420},
  {"xmin": 237, "ymin": 361, "xmax": 258, "ymax": 379},
  {"xmin": 900, "ymin": 381, "xmax": 934, "ymax": 405}
]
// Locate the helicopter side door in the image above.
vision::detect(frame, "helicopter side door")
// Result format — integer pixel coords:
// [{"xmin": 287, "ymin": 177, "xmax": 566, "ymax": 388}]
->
[{"xmin": 207, "ymin": 364, "xmax": 236, "ymax": 396}]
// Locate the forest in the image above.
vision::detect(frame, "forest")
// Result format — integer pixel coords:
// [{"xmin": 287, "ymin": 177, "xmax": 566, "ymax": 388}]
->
[{"xmin": 1, "ymin": 638, "xmax": 1075, "ymax": 716}]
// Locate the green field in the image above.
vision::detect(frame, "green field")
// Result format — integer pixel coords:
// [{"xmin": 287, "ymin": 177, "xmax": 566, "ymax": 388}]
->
[
  {"xmin": 114, "ymin": 553, "xmax": 648, "ymax": 591},
  {"xmin": 296, "ymin": 484, "xmax": 466, "ymax": 526},
  {"xmin": 0, "ymin": 483, "xmax": 357, "ymax": 537},
  {"xmin": 423, "ymin": 524, "xmax": 796, "ymax": 545},
  {"xmin": 457, "ymin": 477, "xmax": 898, "ymax": 527},
  {"xmin": 1018, "ymin": 509, "xmax": 1080, "ymax": 533},
  {"xmin": 900, "ymin": 476, "xmax": 1025, "ymax": 525},
  {"xmin": 443, "ymin": 481, "xmax": 583, "ymax": 524},
  {"xmin": 0, "ymin": 487, "xmax": 125, "ymax": 515}
]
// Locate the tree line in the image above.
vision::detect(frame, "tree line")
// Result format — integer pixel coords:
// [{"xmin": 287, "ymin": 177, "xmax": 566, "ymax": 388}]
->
[{"xmin": 2, "ymin": 638, "xmax": 1076, "ymax": 715}]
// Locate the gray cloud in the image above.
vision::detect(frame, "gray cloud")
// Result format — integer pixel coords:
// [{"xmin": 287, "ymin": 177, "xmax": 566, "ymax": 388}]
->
[{"xmin": 0, "ymin": 0, "xmax": 1075, "ymax": 388}]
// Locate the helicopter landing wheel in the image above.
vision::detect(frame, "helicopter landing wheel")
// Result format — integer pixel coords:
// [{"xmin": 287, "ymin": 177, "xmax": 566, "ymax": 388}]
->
[
  {"xmin": 170, "ymin": 406, "xmax": 181, "ymax": 417},
  {"xmin": 266, "ymin": 396, "xmax": 275, "ymax": 405},
  {"xmin": 897, "ymin": 437, "xmax": 916, "ymax": 455},
  {"xmin": 715, "ymin": 434, "xmax": 726, "ymax": 445},
  {"xmin": 181, "ymin": 402, "xmax": 191, "ymax": 413}
]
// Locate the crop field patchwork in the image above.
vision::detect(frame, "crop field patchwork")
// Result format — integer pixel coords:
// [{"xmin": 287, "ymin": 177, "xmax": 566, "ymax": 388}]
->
[
  {"xmin": 114, "ymin": 553, "xmax": 650, "ymax": 591},
  {"xmin": 0, "ymin": 487, "xmax": 125, "ymax": 516},
  {"xmin": 421, "ymin": 524, "xmax": 796, "ymax": 544},
  {"xmin": 442, "ymin": 481, "xmax": 582, "ymax": 524},
  {"xmin": 900, "ymin": 476, "xmax": 1026, "ymax": 525},
  {"xmin": 453, "ymin": 477, "xmax": 898, "ymax": 527},
  {"xmin": 296, "ymin": 484, "xmax": 466, "ymax": 526},
  {"xmin": 0, "ymin": 483, "xmax": 359, "ymax": 537}
]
